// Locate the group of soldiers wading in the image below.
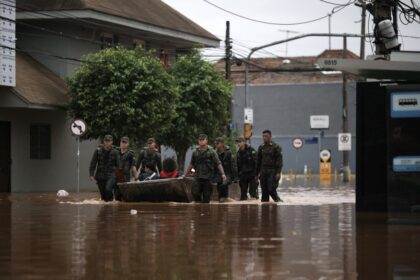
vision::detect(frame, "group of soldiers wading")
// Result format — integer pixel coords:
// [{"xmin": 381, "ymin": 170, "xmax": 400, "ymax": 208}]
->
[{"xmin": 89, "ymin": 129, "xmax": 283, "ymax": 203}]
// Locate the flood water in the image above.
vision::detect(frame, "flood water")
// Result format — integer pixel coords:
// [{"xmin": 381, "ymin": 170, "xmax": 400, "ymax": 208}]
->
[{"xmin": 0, "ymin": 177, "xmax": 419, "ymax": 279}]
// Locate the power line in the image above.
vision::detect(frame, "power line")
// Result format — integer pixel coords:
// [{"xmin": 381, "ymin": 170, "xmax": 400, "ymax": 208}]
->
[
  {"xmin": 3, "ymin": 1, "xmax": 219, "ymax": 51},
  {"xmin": 0, "ymin": 44, "xmax": 91, "ymax": 64},
  {"xmin": 232, "ymin": 39, "xmax": 286, "ymax": 58},
  {"xmin": 320, "ymin": 0, "xmax": 355, "ymax": 6},
  {"xmin": 232, "ymin": 51, "xmax": 325, "ymax": 73},
  {"xmin": 202, "ymin": 0, "xmax": 354, "ymax": 26}
]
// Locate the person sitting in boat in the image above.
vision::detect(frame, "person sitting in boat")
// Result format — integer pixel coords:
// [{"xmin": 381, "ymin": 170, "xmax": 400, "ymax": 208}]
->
[
  {"xmin": 160, "ymin": 158, "xmax": 179, "ymax": 178},
  {"xmin": 139, "ymin": 162, "xmax": 160, "ymax": 181}
]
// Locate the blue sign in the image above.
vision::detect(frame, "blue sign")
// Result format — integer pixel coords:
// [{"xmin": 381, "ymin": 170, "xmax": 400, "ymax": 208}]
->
[
  {"xmin": 393, "ymin": 156, "xmax": 420, "ymax": 172},
  {"xmin": 305, "ymin": 137, "xmax": 318, "ymax": 144},
  {"xmin": 390, "ymin": 92, "xmax": 420, "ymax": 118}
]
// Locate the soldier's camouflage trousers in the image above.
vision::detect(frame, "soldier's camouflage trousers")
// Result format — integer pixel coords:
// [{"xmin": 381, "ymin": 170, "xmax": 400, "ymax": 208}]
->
[{"xmin": 259, "ymin": 169, "xmax": 281, "ymax": 202}]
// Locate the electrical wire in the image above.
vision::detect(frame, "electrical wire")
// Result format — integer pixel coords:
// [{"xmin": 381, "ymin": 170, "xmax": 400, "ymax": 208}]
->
[
  {"xmin": 397, "ymin": 0, "xmax": 420, "ymax": 24},
  {"xmin": 231, "ymin": 50, "xmax": 324, "ymax": 73},
  {"xmin": 202, "ymin": 0, "xmax": 354, "ymax": 26},
  {"xmin": 232, "ymin": 39, "xmax": 286, "ymax": 58},
  {"xmin": 2, "ymin": 0, "xmax": 220, "ymax": 51},
  {"xmin": 320, "ymin": 0, "xmax": 354, "ymax": 6}
]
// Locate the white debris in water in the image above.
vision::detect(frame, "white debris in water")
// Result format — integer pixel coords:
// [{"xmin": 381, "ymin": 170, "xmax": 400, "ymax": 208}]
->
[
  {"xmin": 57, "ymin": 190, "xmax": 69, "ymax": 197},
  {"xmin": 278, "ymin": 189, "xmax": 355, "ymax": 205},
  {"xmin": 130, "ymin": 209, "xmax": 138, "ymax": 215},
  {"xmin": 59, "ymin": 199, "xmax": 105, "ymax": 205}
]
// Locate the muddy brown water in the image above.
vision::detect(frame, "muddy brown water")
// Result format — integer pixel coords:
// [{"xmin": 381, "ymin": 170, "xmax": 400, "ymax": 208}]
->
[{"xmin": 0, "ymin": 177, "xmax": 419, "ymax": 279}]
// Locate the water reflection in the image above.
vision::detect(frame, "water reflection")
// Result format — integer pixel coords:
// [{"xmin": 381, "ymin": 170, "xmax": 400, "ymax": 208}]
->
[
  {"xmin": 0, "ymin": 191, "xmax": 419, "ymax": 279},
  {"xmin": 356, "ymin": 213, "xmax": 420, "ymax": 280}
]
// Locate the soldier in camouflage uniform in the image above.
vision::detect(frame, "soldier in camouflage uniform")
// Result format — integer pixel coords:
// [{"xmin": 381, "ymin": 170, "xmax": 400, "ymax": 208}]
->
[
  {"xmin": 236, "ymin": 137, "xmax": 258, "ymax": 200},
  {"xmin": 135, "ymin": 137, "xmax": 162, "ymax": 179},
  {"xmin": 214, "ymin": 137, "xmax": 237, "ymax": 202},
  {"xmin": 89, "ymin": 134, "xmax": 120, "ymax": 202},
  {"xmin": 118, "ymin": 136, "xmax": 136, "ymax": 182},
  {"xmin": 186, "ymin": 134, "xmax": 226, "ymax": 203},
  {"xmin": 256, "ymin": 130, "xmax": 283, "ymax": 202}
]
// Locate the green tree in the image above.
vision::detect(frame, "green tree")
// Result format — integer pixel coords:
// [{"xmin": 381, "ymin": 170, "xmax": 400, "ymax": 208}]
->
[
  {"xmin": 67, "ymin": 47, "xmax": 178, "ymax": 143},
  {"xmin": 164, "ymin": 49, "xmax": 232, "ymax": 171}
]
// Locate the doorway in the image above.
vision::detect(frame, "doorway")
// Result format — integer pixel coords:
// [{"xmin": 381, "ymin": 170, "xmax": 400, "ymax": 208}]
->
[{"xmin": 0, "ymin": 121, "xmax": 11, "ymax": 192}]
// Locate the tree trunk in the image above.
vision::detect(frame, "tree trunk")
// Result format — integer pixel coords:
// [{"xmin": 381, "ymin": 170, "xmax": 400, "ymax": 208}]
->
[{"xmin": 176, "ymin": 147, "xmax": 188, "ymax": 175}]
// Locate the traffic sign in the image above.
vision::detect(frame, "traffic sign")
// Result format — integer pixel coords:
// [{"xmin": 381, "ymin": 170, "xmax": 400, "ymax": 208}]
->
[
  {"xmin": 292, "ymin": 137, "xmax": 303, "ymax": 149},
  {"xmin": 338, "ymin": 133, "xmax": 351, "ymax": 151},
  {"xmin": 320, "ymin": 149, "xmax": 331, "ymax": 163},
  {"xmin": 319, "ymin": 149, "xmax": 332, "ymax": 180},
  {"xmin": 244, "ymin": 107, "xmax": 253, "ymax": 124},
  {"xmin": 70, "ymin": 119, "xmax": 87, "ymax": 136}
]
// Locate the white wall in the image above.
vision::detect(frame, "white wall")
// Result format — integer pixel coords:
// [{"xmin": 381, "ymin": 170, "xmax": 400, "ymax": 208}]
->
[{"xmin": 0, "ymin": 108, "xmax": 98, "ymax": 192}]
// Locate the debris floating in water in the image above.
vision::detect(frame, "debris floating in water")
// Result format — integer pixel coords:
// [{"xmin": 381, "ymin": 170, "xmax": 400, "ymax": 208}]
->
[
  {"xmin": 59, "ymin": 199, "xmax": 104, "ymax": 205},
  {"xmin": 130, "ymin": 209, "xmax": 138, "ymax": 215},
  {"xmin": 57, "ymin": 190, "xmax": 69, "ymax": 197}
]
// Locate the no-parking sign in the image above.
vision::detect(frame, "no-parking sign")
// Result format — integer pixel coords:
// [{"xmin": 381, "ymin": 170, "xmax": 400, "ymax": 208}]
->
[{"xmin": 338, "ymin": 133, "xmax": 351, "ymax": 151}]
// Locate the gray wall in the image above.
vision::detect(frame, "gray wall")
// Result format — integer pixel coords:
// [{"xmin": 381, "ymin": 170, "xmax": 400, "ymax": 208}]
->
[
  {"xmin": 17, "ymin": 22, "xmax": 177, "ymax": 79},
  {"xmin": 18, "ymin": 23, "xmax": 104, "ymax": 78},
  {"xmin": 232, "ymin": 82, "xmax": 357, "ymax": 174},
  {"xmin": 0, "ymin": 108, "xmax": 98, "ymax": 192}
]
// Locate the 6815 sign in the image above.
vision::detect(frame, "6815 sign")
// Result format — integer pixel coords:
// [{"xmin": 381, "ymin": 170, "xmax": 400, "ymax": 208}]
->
[{"xmin": 323, "ymin": 59, "xmax": 338, "ymax": 66}]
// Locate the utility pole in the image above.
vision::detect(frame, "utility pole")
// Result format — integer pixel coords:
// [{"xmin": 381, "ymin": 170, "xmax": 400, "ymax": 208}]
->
[
  {"xmin": 278, "ymin": 29, "xmax": 299, "ymax": 57},
  {"xmin": 225, "ymin": 21, "xmax": 233, "ymax": 134},
  {"xmin": 225, "ymin": 21, "xmax": 232, "ymax": 80},
  {"xmin": 328, "ymin": 13, "xmax": 332, "ymax": 50},
  {"xmin": 342, "ymin": 35, "xmax": 350, "ymax": 182},
  {"xmin": 356, "ymin": 0, "xmax": 367, "ymax": 59},
  {"xmin": 366, "ymin": 0, "xmax": 400, "ymax": 55}
]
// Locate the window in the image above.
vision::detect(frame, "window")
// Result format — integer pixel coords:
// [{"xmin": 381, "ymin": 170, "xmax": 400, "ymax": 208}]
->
[
  {"xmin": 100, "ymin": 32, "xmax": 118, "ymax": 49},
  {"xmin": 132, "ymin": 39, "xmax": 145, "ymax": 49},
  {"xmin": 30, "ymin": 124, "xmax": 51, "ymax": 159},
  {"xmin": 160, "ymin": 49, "xmax": 169, "ymax": 67}
]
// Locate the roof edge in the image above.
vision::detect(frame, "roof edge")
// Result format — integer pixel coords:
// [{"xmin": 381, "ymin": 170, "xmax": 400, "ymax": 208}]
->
[{"xmin": 17, "ymin": 10, "xmax": 220, "ymax": 47}]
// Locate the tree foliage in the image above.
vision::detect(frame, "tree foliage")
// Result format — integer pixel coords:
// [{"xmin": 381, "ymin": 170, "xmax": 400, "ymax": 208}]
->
[
  {"xmin": 67, "ymin": 47, "xmax": 232, "ymax": 169},
  {"xmin": 164, "ymin": 49, "xmax": 232, "ymax": 169},
  {"xmin": 67, "ymin": 47, "xmax": 178, "ymax": 142}
]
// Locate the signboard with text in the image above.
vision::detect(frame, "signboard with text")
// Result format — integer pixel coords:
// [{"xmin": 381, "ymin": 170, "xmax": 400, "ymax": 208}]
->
[
  {"xmin": 244, "ymin": 107, "xmax": 253, "ymax": 124},
  {"xmin": 310, "ymin": 115, "xmax": 329, "ymax": 129},
  {"xmin": 0, "ymin": 0, "xmax": 16, "ymax": 87}
]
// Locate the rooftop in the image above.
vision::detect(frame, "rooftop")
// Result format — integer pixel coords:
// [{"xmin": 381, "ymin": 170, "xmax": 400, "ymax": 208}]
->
[
  {"xmin": 4, "ymin": 52, "xmax": 68, "ymax": 108},
  {"xmin": 217, "ymin": 49, "xmax": 360, "ymax": 85},
  {"xmin": 17, "ymin": 0, "xmax": 219, "ymax": 46}
]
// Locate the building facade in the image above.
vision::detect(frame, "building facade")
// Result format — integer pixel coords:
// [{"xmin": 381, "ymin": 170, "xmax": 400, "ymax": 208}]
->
[
  {"xmin": 0, "ymin": 0, "xmax": 219, "ymax": 192},
  {"xmin": 223, "ymin": 50, "xmax": 359, "ymax": 174}
]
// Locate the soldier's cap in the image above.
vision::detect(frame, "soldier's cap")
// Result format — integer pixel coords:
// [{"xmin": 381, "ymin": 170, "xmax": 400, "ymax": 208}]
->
[
  {"xmin": 214, "ymin": 137, "xmax": 224, "ymax": 144},
  {"xmin": 198, "ymin": 134, "xmax": 207, "ymax": 140},
  {"xmin": 121, "ymin": 136, "xmax": 129, "ymax": 143},
  {"xmin": 103, "ymin": 134, "xmax": 113, "ymax": 141},
  {"xmin": 147, "ymin": 137, "xmax": 155, "ymax": 144},
  {"xmin": 235, "ymin": 137, "xmax": 245, "ymax": 143}
]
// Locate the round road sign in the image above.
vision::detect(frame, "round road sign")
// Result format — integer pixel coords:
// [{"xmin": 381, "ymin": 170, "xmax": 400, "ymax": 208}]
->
[
  {"xmin": 292, "ymin": 137, "xmax": 304, "ymax": 149},
  {"xmin": 320, "ymin": 149, "xmax": 331, "ymax": 162},
  {"xmin": 70, "ymin": 119, "xmax": 87, "ymax": 136},
  {"xmin": 340, "ymin": 134, "xmax": 350, "ymax": 143}
]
